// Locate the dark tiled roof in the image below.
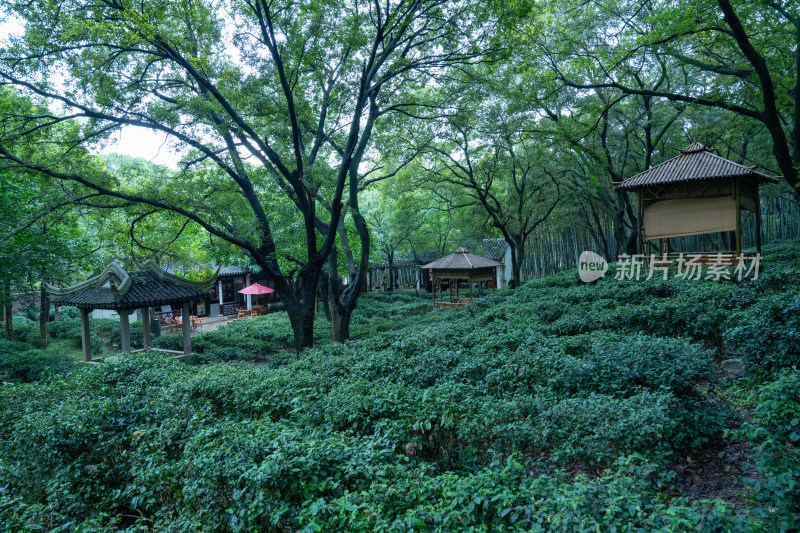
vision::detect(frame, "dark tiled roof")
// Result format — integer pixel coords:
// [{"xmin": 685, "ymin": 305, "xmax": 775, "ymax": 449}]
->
[
  {"xmin": 421, "ymin": 247, "xmax": 502, "ymax": 270},
  {"xmin": 45, "ymin": 261, "xmax": 217, "ymax": 310},
  {"xmin": 374, "ymin": 249, "xmax": 442, "ymax": 269},
  {"xmin": 416, "ymin": 250, "xmax": 440, "ymax": 264},
  {"xmin": 163, "ymin": 261, "xmax": 256, "ymax": 277},
  {"xmin": 616, "ymin": 143, "xmax": 780, "ymax": 190},
  {"xmin": 375, "ymin": 259, "xmax": 422, "ymax": 269},
  {"xmin": 218, "ymin": 265, "xmax": 250, "ymax": 276},
  {"xmin": 480, "ymin": 238, "xmax": 508, "ymax": 262}
]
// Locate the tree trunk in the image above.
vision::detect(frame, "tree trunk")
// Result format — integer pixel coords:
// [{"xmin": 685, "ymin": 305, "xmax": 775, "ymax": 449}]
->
[
  {"xmin": 284, "ymin": 300, "xmax": 305, "ymax": 355},
  {"xmin": 334, "ymin": 200, "xmax": 370, "ymax": 342},
  {"xmin": 39, "ymin": 284, "xmax": 48, "ymax": 348},
  {"xmin": 3, "ymin": 281, "xmax": 11, "ymax": 341},
  {"xmin": 509, "ymin": 242, "xmax": 521, "ymax": 288},
  {"xmin": 300, "ymin": 268, "xmax": 318, "ymax": 351},
  {"xmin": 512, "ymin": 237, "xmax": 527, "ymax": 288},
  {"xmin": 717, "ymin": 0, "xmax": 800, "ymax": 200},
  {"xmin": 318, "ymin": 270, "xmax": 331, "ymax": 321},
  {"xmin": 4, "ymin": 304, "xmax": 11, "ymax": 341},
  {"xmin": 270, "ymin": 265, "xmax": 318, "ymax": 355},
  {"xmin": 386, "ymin": 250, "xmax": 395, "ymax": 292},
  {"xmin": 327, "ymin": 244, "xmax": 343, "ymax": 342},
  {"xmin": 338, "ymin": 306, "xmax": 353, "ymax": 341},
  {"xmin": 337, "ymin": 217, "xmax": 357, "ymax": 281}
]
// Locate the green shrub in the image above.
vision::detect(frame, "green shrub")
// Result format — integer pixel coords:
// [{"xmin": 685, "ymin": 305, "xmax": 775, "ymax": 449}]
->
[
  {"xmin": 723, "ymin": 291, "xmax": 800, "ymax": 371},
  {"xmin": 23, "ymin": 326, "xmax": 45, "ymax": 348},
  {"xmin": 1, "ymin": 240, "xmax": 799, "ymax": 530},
  {"xmin": 3, "ymin": 320, "xmax": 35, "ymax": 344},
  {"xmin": 741, "ymin": 369, "xmax": 800, "ymax": 530},
  {"xmin": 152, "ymin": 333, "xmax": 183, "ymax": 351},
  {"xmin": 0, "ymin": 340, "xmax": 74, "ymax": 382},
  {"xmin": 195, "ymin": 346, "xmax": 258, "ymax": 363},
  {"xmin": 59, "ymin": 306, "xmax": 82, "ymax": 319},
  {"xmin": 47, "ymin": 317, "xmax": 82, "ymax": 346},
  {"xmin": 531, "ymin": 332, "xmax": 716, "ymax": 397}
]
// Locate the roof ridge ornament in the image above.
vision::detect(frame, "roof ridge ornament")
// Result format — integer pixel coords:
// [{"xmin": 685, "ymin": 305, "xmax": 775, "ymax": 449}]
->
[
  {"xmin": 43, "ymin": 262, "xmax": 131, "ymax": 299},
  {"xmin": 143, "ymin": 260, "xmax": 219, "ymax": 291},
  {"xmin": 679, "ymin": 142, "xmax": 710, "ymax": 154},
  {"xmin": 44, "ymin": 261, "xmax": 219, "ymax": 309}
]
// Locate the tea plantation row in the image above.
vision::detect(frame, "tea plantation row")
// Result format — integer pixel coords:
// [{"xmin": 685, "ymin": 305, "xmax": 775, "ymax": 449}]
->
[{"xmin": 0, "ymin": 242, "xmax": 798, "ymax": 531}]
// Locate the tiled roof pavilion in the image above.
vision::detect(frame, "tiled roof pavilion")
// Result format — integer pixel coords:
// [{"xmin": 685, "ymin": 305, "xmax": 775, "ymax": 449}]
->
[
  {"xmin": 44, "ymin": 262, "xmax": 217, "ymax": 362},
  {"xmin": 421, "ymin": 247, "xmax": 502, "ymax": 271},
  {"xmin": 615, "ymin": 143, "xmax": 780, "ymax": 254},
  {"xmin": 617, "ymin": 142, "xmax": 779, "ymax": 190},
  {"xmin": 46, "ymin": 261, "xmax": 217, "ymax": 310},
  {"xmin": 421, "ymin": 248, "xmax": 502, "ymax": 308}
]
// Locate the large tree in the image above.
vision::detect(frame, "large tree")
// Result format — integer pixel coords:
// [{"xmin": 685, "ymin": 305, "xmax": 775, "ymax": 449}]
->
[
  {"xmin": 422, "ymin": 95, "xmax": 562, "ymax": 287},
  {"xmin": 0, "ymin": 0, "xmax": 490, "ymax": 351},
  {"xmin": 515, "ymin": 0, "xmax": 799, "ymax": 198}
]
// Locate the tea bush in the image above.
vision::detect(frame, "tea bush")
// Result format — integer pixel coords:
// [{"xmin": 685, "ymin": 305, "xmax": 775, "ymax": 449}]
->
[
  {"xmin": 723, "ymin": 291, "xmax": 800, "ymax": 370},
  {"xmin": 152, "ymin": 314, "xmax": 326, "ymax": 361},
  {"xmin": 741, "ymin": 369, "xmax": 800, "ymax": 530},
  {"xmin": 0, "ymin": 339, "xmax": 75, "ymax": 382},
  {"xmin": 1, "ymin": 240, "xmax": 799, "ymax": 530}
]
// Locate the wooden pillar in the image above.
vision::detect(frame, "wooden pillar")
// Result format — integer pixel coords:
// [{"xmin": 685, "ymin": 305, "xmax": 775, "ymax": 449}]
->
[
  {"xmin": 119, "ymin": 309, "xmax": 131, "ymax": 353},
  {"xmin": 734, "ymin": 181, "xmax": 742, "ymax": 254},
  {"xmin": 182, "ymin": 301, "xmax": 192, "ymax": 355},
  {"xmin": 637, "ymin": 195, "xmax": 644, "ymax": 255},
  {"xmin": 142, "ymin": 307, "xmax": 152, "ymax": 348},
  {"xmin": 80, "ymin": 308, "xmax": 92, "ymax": 362},
  {"xmin": 755, "ymin": 188, "xmax": 763, "ymax": 254},
  {"xmin": 245, "ymin": 274, "xmax": 252, "ymax": 309}
]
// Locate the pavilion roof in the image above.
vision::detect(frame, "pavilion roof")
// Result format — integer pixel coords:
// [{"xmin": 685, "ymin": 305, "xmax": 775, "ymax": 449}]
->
[
  {"xmin": 480, "ymin": 238, "xmax": 509, "ymax": 263},
  {"xmin": 374, "ymin": 250, "xmax": 441, "ymax": 269},
  {"xmin": 616, "ymin": 143, "xmax": 779, "ymax": 191},
  {"xmin": 163, "ymin": 260, "xmax": 255, "ymax": 277},
  {"xmin": 44, "ymin": 261, "xmax": 217, "ymax": 310},
  {"xmin": 421, "ymin": 247, "xmax": 502, "ymax": 271}
]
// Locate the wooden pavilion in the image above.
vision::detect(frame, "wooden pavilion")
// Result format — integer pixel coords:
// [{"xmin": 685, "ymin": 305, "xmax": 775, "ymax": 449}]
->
[
  {"xmin": 44, "ymin": 261, "xmax": 217, "ymax": 363},
  {"xmin": 421, "ymin": 247, "xmax": 502, "ymax": 308},
  {"xmin": 616, "ymin": 143, "xmax": 780, "ymax": 254}
]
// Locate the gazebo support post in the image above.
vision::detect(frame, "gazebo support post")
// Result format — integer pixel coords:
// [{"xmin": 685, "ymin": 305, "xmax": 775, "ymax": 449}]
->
[
  {"xmin": 734, "ymin": 181, "xmax": 742, "ymax": 254},
  {"xmin": 755, "ymin": 189, "xmax": 762, "ymax": 254},
  {"xmin": 142, "ymin": 307, "xmax": 151, "ymax": 348},
  {"xmin": 119, "ymin": 309, "xmax": 131, "ymax": 353},
  {"xmin": 80, "ymin": 308, "xmax": 92, "ymax": 362},
  {"xmin": 182, "ymin": 301, "xmax": 192, "ymax": 355}
]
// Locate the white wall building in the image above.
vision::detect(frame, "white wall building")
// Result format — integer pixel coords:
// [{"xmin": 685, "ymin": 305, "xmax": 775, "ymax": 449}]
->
[{"xmin": 481, "ymin": 238, "xmax": 514, "ymax": 289}]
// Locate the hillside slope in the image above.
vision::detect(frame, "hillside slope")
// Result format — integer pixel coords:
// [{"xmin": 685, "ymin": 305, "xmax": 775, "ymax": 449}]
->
[{"xmin": 1, "ymin": 242, "xmax": 799, "ymax": 531}]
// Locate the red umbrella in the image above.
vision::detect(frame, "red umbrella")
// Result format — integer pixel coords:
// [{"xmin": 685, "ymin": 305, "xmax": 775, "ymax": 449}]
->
[{"xmin": 238, "ymin": 283, "xmax": 275, "ymax": 294}]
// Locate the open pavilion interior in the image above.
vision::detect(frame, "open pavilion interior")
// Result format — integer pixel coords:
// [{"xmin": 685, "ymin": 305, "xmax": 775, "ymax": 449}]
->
[
  {"xmin": 44, "ymin": 261, "xmax": 217, "ymax": 363},
  {"xmin": 421, "ymin": 247, "xmax": 503, "ymax": 308}
]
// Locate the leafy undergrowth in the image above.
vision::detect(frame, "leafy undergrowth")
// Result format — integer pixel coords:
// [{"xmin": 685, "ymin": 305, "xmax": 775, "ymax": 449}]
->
[{"xmin": 1, "ymin": 242, "xmax": 799, "ymax": 531}]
